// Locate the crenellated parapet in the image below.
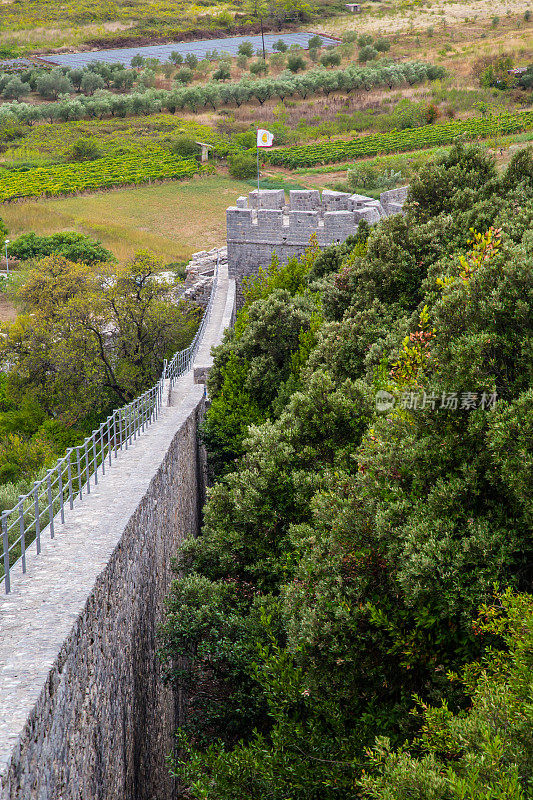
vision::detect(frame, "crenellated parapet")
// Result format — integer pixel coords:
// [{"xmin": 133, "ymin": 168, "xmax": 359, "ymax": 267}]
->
[{"xmin": 227, "ymin": 187, "xmax": 408, "ymax": 304}]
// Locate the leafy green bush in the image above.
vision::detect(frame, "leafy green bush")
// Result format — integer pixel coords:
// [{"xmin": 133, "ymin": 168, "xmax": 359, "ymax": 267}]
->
[
  {"xmin": 174, "ymin": 67, "xmax": 194, "ymax": 85},
  {"xmin": 360, "ymin": 589, "xmax": 533, "ymax": 799},
  {"xmin": 185, "ymin": 53, "xmax": 199, "ymax": 69},
  {"xmin": 213, "ymin": 64, "xmax": 231, "ymax": 81},
  {"xmin": 358, "ymin": 44, "xmax": 379, "ymax": 62},
  {"xmin": 8, "ymin": 232, "xmax": 115, "ymax": 264},
  {"xmin": 287, "ymin": 54, "xmax": 306, "ymax": 73},
  {"xmin": 69, "ymin": 137, "xmax": 102, "ymax": 161},
  {"xmin": 35, "ymin": 68, "xmax": 73, "ymax": 99},
  {"xmin": 238, "ymin": 41, "xmax": 254, "ymax": 57},
  {"xmin": 358, "ymin": 33, "xmax": 373, "ymax": 47},
  {"xmin": 168, "ymin": 135, "xmax": 199, "ymax": 159},
  {"xmin": 250, "ymin": 59, "xmax": 268, "ymax": 75},
  {"xmin": 375, "ymin": 36, "xmax": 391, "ymax": 52},
  {"xmin": 272, "ymin": 39, "xmax": 288, "ymax": 53},
  {"xmin": 227, "ymin": 151, "xmax": 256, "ymax": 179},
  {"xmin": 320, "ymin": 50, "xmax": 341, "ymax": 67},
  {"xmin": 2, "ymin": 77, "xmax": 28, "ymax": 101},
  {"xmin": 307, "ymin": 35, "xmax": 323, "ymax": 49}
]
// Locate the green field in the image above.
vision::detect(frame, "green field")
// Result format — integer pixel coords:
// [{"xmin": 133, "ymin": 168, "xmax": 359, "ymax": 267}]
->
[{"xmin": 0, "ymin": 174, "xmax": 250, "ymax": 263}]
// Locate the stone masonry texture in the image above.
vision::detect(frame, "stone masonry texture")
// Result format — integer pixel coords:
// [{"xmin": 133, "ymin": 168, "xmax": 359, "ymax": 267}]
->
[
  {"xmin": 0, "ymin": 262, "xmax": 235, "ymax": 800},
  {"xmin": 0, "ymin": 388, "xmax": 206, "ymax": 800},
  {"xmin": 227, "ymin": 187, "xmax": 408, "ymax": 305}
]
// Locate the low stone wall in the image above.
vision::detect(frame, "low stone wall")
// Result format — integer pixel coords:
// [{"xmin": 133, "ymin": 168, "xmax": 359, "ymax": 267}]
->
[{"xmin": 0, "ymin": 389, "xmax": 207, "ymax": 800}]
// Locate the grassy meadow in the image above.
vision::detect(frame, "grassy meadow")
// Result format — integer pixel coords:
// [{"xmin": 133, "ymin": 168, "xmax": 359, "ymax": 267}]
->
[{"xmin": 0, "ymin": 174, "xmax": 250, "ymax": 264}]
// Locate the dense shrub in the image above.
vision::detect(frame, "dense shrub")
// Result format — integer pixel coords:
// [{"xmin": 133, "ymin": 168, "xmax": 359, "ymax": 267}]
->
[
  {"xmin": 227, "ymin": 151, "xmax": 256, "ymax": 179},
  {"xmin": 213, "ymin": 64, "xmax": 231, "ymax": 81},
  {"xmin": 307, "ymin": 35, "xmax": 323, "ymax": 49},
  {"xmin": 320, "ymin": 50, "xmax": 341, "ymax": 67},
  {"xmin": 69, "ymin": 137, "xmax": 102, "ymax": 161},
  {"xmin": 160, "ymin": 145, "xmax": 533, "ymax": 799},
  {"xmin": 168, "ymin": 135, "xmax": 199, "ymax": 159},
  {"xmin": 8, "ymin": 232, "xmax": 115, "ymax": 264},
  {"xmin": 35, "ymin": 68, "xmax": 73, "ymax": 99},
  {"xmin": 375, "ymin": 36, "xmax": 391, "ymax": 52},
  {"xmin": 2, "ymin": 77, "xmax": 28, "ymax": 100},
  {"xmin": 238, "ymin": 41, "xmax": 254, "ymax": 57},
  {"xmin": 287, "ymin": 54, "xmax": 306, "ymax": 73},
  {"xmin": 250, "ymin": 59, "xmax": 268, "ymax": 75},
  {"xmin": 358, "ymin": 44, "xmax": 379, "ymax": 63},
  {"xmin": 174, "ymin": 67, "xmax": 193, "ymax": 85}
]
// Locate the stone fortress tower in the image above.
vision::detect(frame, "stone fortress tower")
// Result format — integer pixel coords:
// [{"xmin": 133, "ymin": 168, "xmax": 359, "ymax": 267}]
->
[{"xmin": 226, "ymin": 187, "xmax": 408, "ymax": 303}]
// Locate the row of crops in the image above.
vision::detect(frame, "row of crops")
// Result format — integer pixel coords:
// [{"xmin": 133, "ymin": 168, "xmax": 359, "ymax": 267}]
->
[
  {"xmin": 0, "ymin": 151, "xmax": 198, "ymax": 201},
  {"xmin": 265, "ymin": 111, "xmax": 533, "ymax": 167}
]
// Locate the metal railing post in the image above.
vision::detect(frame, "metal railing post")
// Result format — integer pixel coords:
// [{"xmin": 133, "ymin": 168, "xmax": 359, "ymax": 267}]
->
[
  {"xmin": 133, "ymin": 398, "xmax": 135, "ymax": 441},
  {"xmin": 100, "ymin": 423, "xmax": 105, "ymax": 475},
  {"xmin": 76, "ymin": 447, "xmax": 83, "ymax": 500},
  {"xmin": 46, "ymin": 470, "xmax": 54, "ymax": 538},
  {"xmin": 66, "ymin": 449, "xmax": 74, "ymax": 510},
  {"xmin": 18, "ymin": 499, "xmax": 26, "ymax": 573},
  {"xmin": 92, "ymin": 436, "xmax": 98, "ymax": 485},
  {"xmin": 57, "ymin": 461, "xmax": 65, "ymax": 524},
  {"xmin": 2, "ymin": 513, "xmax": 10, "ymax": 594},
  {"xmin": 113, "ymin": 412, "xmax": 118, "ymax": 459},
  {"xmin": 84, "ymin": 440, "xmax": 90, "ymax": 494},
  {"xmin": 33, "ymin": 485, "xmax": 41, "ymax": 554}
]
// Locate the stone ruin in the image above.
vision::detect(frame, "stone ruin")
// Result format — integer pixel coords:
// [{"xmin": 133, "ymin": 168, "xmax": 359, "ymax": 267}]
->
[
  {"xmin": 180, "ymin": 247, "xmax": 226, "ymax": 308},
  {"xmin": 227, "ymin": 187, "xmax": 408, "ymax": 303}
]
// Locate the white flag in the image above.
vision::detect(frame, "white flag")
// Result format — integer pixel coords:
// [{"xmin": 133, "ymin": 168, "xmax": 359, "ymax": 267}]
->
[{"xmin": 257, "ymin": 129, "xmax": 274, "ymax": 147}]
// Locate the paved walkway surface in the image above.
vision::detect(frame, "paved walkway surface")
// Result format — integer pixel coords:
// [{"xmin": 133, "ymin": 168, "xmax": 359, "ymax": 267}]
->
[
  {"xmin": 0, "ymin": 386, "xmax": 203, "ymax": 778},
  {"xmin": 0, "ymin": 262, "xmax": 235, "ymax": 779},
  {"xmin": 39, "ymin": 32, "xmax": 340, "ymax": 68}
]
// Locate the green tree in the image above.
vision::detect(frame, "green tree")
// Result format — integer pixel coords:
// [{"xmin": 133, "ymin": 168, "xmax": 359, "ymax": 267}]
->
[
  {"xmin": 238, "ymin": 41, "xmax": 254, "ymax": 57},
  {"xmin": 360, "ymin": 590, "xmax": 533, "ymax": 799},
  {"xmin": 159, "ymin": 144, "xmax": 533, "ymax": 800},
  {"xmin": 35, "ymin": 68, "xmax": 73, "ymax": 99},
  {"xmin": 358, "ymin": 45, "xmax": 378, "ymax": 63},
  {"xmin": 2, "ymin": 77, "xmax": 28, "ymax": 101},
  {"xmin": 80, "ymin": 71, "xmax": 105, "ymax": 95},
  {"xmin": 1, "ymin": 252, "xmax": 200, "ymax": 420},
  {"xmin": 227, "ymin": 151, "xmax": 256, "ymax": 179},
  {"xmin": 287, "ymin": 53, "xmax": 306, "ymax": 73},
  {"xmin": 8, "ymin": 231, "xmax": 113, "ymax": 263},
  {"xmin": 213, "ymin": 63, "xmax": 231, "ymax": 81}
]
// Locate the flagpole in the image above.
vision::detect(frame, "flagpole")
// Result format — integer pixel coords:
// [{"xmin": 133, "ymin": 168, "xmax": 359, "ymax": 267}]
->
[{"xmin": 257, "ymin": 133, "xmax": 260, "ymax": 198}]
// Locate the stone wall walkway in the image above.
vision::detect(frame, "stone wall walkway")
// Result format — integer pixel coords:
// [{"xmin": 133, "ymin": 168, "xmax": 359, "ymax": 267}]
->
[{"xmin": 0, "ymin": 261, "xmax": 235, "ymax": 800}]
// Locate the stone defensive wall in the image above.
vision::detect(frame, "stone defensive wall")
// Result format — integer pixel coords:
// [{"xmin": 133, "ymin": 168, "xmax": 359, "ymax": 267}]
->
[
  {"xmin": 0, "ymin": 264, "xmax": 236, "ymax": 800},
  {"xmin": 227, "ymin": 187, "xmax": 407, "ymax": 302}
]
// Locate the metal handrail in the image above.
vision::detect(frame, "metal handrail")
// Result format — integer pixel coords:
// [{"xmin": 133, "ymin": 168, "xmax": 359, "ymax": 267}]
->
[
  {"xmin": 165, "ymin": 253, "xmax": 219, "ymax": 387},
  {"xmin": 0, "ymin": 256, "xmax": 220, "ymax": 595}
]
